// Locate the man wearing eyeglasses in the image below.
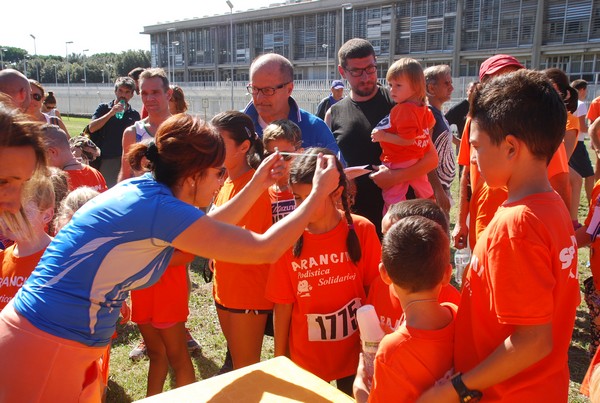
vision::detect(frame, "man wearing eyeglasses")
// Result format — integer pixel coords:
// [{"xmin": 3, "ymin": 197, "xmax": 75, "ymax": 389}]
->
[
  {"xmin": 325, "ymin": 39, "xmax": 438, "ymax": 235},
  {"xmin": 243, "ymin": 53, "xmax": 343, "ymax": 161}
]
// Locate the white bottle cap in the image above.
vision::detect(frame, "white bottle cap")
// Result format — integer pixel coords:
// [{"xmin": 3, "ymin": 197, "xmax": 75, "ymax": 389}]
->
[{"xmin": 357, "ymin": 304, "xmax": 385, "ymax": 343}]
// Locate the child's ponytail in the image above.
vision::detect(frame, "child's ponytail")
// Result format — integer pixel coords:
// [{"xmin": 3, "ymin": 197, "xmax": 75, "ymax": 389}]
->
[{"xmin": 340, "ymin": 189, "xmax": 361, "ymax": 264}]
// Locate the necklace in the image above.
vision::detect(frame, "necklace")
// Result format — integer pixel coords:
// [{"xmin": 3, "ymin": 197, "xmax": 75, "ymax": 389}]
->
[
  {"xmin": 403, "ymin": 298, "xmax": 438, "ymax": 312},
  {"xmin": 62, "ymin": 162, "xmax": 81, "ymax": 170}
]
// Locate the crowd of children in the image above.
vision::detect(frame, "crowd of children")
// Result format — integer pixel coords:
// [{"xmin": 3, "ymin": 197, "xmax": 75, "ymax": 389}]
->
[{"xmin": 2, "ymin": 49, "xmax": 600, "ymax": 403}]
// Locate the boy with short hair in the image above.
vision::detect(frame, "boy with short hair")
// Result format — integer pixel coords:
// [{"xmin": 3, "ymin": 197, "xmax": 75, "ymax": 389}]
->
[
  {"xmin": 420, "ymin": 69, "xmax": 580, "ymax": 402},
  {"xmin": 262, "ymin": 119, "xmax": 302, "ymax": 223},
  {"xmin": 368, "ymin": 215, "xmax": 455, "ymax": 402},
  {"xmin": 367, "ymin": 199, "xmax": 460, "ymax": 332}
]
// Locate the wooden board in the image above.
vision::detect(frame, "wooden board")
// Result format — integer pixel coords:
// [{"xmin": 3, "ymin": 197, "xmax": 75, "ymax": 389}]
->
[{"xmin": 135, "ymin": 356, "xmax": 355, "ymax": 402}]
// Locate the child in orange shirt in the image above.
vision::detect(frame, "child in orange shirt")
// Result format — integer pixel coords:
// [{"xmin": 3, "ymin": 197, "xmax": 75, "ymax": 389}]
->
[
  {"xmin": 366, "ymin": 199, "xmax": 460, "ymax": 332},
  {"xmin": 420, "ymin": 70, "xmax": 580, "ymax": 402},
  {"xmin": 262, "ymin": 119, "xmax": 302, "ymax": 223},
  {"xmin": 0, "ymin": 173, "xmax": 54, "ymax": 310},
  {"xmin": 371, "ymin": 57, "xmax": 435, "ymax": 212},
  {"xmin": 576, "ymin": 173, "xmax": 600, "ymax": 362},
  {"xmin": 266, "ymin": 148, "xmax": 381, "ymax": 395},
  {"xmin": 210, "ymin": 111, "xmax": 273, "ymax": 371},
  {"xmin": 368, "ymin": 215, "xmax": 455, "ymax": 403}
]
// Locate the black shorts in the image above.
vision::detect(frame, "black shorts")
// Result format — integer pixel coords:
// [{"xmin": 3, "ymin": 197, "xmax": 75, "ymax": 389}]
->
[
  {"xmin": 214, "ymin": 301, "xmax": 272, "ymax": 315},
  {"xmin": 569, "ymin": 141, "xmax": 595, "ymax": 178}
]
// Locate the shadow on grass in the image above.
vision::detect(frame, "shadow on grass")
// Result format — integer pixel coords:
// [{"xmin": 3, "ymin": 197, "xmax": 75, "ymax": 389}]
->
[
  {"xmin": 113, "ymin": 322, "xmax": 143, "ymax": 347},
  {"xmin": 570, "ymin": 344, "xmax": 590, "ymax": 384},
  {"xmin": 106, "ymin": 379, "xmax": 133, "ymax": 403},
  {"xmin": 570, "ymin": 304, "xmax": 592, "ymax": 385},
  {"xmin": 161, "ymin": 349, "xmax": 220, "ymax": 391},
  {"xmin": 192, "ymin": 349, "xmax": 223, "ymax": 381}
]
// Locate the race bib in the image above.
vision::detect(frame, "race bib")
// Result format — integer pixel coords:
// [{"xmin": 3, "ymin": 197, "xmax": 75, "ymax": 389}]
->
[{"xmin": 306, "ymin": 298, "xmax": 361, "ymax": 341}]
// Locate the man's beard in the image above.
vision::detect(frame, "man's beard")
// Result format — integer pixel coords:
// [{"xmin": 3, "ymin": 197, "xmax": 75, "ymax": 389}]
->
[{"xmin": 353, "ymin": 81, "xmax": 377, "ymax": 98}]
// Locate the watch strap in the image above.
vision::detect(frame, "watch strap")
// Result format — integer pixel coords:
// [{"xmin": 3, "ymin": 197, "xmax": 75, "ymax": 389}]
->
[{"xmin": 451, "ymin": 373, "xmax": 483, "ymax": 403}]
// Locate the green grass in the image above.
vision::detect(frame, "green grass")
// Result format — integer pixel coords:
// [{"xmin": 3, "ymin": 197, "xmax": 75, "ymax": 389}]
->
[
  {"xmin": 65, "ymin": 130, "xmax": 592, "ymax": 401},
  {"xmin": 61, "ymin": 116, "xmax": 89, "ymax": 137},
  {"xmin": 106, "ymin": 266, "xmax": 274, "ymax": 402}
]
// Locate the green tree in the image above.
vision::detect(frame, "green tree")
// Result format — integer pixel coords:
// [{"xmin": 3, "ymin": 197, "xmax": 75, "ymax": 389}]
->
[
  {"xmin": 117, "ymin": 50, "xmax": 151, "ymax": 76},
  {"xmin": 0, "ymin": 46, "xmax": 150, "ymax": 84}
]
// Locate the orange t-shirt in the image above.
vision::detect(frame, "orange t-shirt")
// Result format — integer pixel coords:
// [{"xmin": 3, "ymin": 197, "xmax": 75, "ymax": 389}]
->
[
  {"xmin": 380, "ymin": 102, "xmax": 434, "ymax": 164},
  {"xmin": 584, "ymin": 180, "xmax": 600, "ymax": 289},
  {"xmin": 366, "ymin": 275, "xmax": 460, "ymax": 331},
  {"xmin": 458, "ymin": 119, "xmax": 569, "ymax": 249},
  {"xmin": 368, "ymin": 303, "xmax": 457, "ymax": 403},
  {"xmin": 265, "ymin": 214, "xmax": 381, "ymax": 381},
  {"xmin": 130, "ymin": 265, "xmax": 189, "ymax": 324},
  {"xmin": 582, "ymin": 346, "xmax": 600, "ymax": 396},
  {"xmin": 0, "ymin": 245, "xmax": 46, "ymax": 310},
  {"xmin": 455, "ymin": 192, "xmax": 580, "ymax": 401},
  {"xmin": 212, "ymin": 169, "xmax": 273, "ymax": 310},
  {"xmin": 565, "ymin": 112, "xmax": 580, "ymax": 155},
  {"xmin": 587, "ymin": 97, "xmax": 600, "ymax": 123},
  {"xmin": 66, "ymin": 165, "xmax": 108, "ymax": 193},
  {"xmin": 566, "ymin": 111, "xmax": 580, "ymax": 134}
]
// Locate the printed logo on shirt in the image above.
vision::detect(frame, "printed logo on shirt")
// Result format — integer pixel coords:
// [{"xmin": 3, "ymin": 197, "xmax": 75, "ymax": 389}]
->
[
  {"xmin": 469, "ymin": 254, "xmax": 482, "ymax": 278},
  {"xmin": 272, "ymin": 199, "xmax": 295, "ymax": 223},
  {"xmin": 291, "ymin": 252, "xmax": 352, "ymax": 271},
  {"xmin": 415, "ymin": 129, "xmax": 430, "ymax": 148},
  {"xmin": 380, "ymin": 315, "xmax": 402, "ymax": 331},
  {"xmin": 0, "ymin": 275, "xmax": 28, "ymax": 288},
  {"xmin": 297, "ymin": 279, "xmax": 312, "ymax": 297},
  {"xmin": 559, "ymin": 235, "xmax": 578, "ymax": 279}
]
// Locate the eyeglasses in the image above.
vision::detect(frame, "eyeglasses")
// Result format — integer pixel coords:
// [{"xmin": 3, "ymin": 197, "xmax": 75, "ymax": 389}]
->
[
  {"xmin": 31, "ymin": 93, "xmax": 43, "ymax": 102},
  {"xmin": 343, "ymin": 65, "xmax": 377, "ymax": 77},
  {"xmin": 264, "ymin": 151, "xmax": 294, "ymax": 162},
  {"xmin": 246, "ymin": 81, "xmax": 291, "ymax": 96}
]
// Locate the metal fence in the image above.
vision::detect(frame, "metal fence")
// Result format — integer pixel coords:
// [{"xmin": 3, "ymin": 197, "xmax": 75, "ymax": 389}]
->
[{"xmin": 44, "ymin": 77, "xmax": 600, "ymax": 122}]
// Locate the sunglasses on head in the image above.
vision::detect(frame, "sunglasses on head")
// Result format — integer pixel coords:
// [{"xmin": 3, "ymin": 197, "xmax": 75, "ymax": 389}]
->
[{"xmin": 31, "ymin": 93, "xmax": 43, "ymax": 101}]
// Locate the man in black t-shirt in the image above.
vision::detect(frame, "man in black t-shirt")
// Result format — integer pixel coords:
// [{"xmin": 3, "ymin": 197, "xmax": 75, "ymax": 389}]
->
[
  {"xmin": 88, "ymin": 77, "xmax": 140, "ymax": 187},
  {"xmin": 325, "ymin": 38, "xmax": 438, "ymax": 235}
]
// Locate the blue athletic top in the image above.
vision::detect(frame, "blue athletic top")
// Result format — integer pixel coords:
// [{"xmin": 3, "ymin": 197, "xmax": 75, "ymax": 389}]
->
[{"xmin": 12, "ymin": 174, "xmax": 204, "ymax": 347}]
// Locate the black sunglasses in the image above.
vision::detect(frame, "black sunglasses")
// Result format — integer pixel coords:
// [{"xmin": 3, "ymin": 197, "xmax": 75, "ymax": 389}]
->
[{"xmin": 31, "ymin": 93, "xmax": 43, "ymax": 101}]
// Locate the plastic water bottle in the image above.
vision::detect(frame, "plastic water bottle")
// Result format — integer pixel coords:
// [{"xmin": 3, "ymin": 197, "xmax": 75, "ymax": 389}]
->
[
  {"xmin": 115, "ymin": 100, "xmax": 126, "ymax": 119},
  {"xmin": 356, "ymin": 305, "xmax": 385, "ymax": 379},
  {"xmin": 454, "ymin": 248, "xmax": 471, "ymax": 286}
]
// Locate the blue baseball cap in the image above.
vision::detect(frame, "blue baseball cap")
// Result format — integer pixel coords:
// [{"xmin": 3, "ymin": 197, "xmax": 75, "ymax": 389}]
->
[{"xmin": 331, "ymin": 80, "xmax": 345, "ymax": 89}]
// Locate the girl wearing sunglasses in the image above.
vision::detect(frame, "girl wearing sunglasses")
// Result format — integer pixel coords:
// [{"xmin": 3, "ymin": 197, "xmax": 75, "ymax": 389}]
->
[{"xmin": 209, "ymin": 111, "xmax": 274, "ymax": 372}]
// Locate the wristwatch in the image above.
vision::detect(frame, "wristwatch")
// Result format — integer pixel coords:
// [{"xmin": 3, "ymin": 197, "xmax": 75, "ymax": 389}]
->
[{"xmin": 451, "ymin": 373, "xmax": 483, "ymax": 403}]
